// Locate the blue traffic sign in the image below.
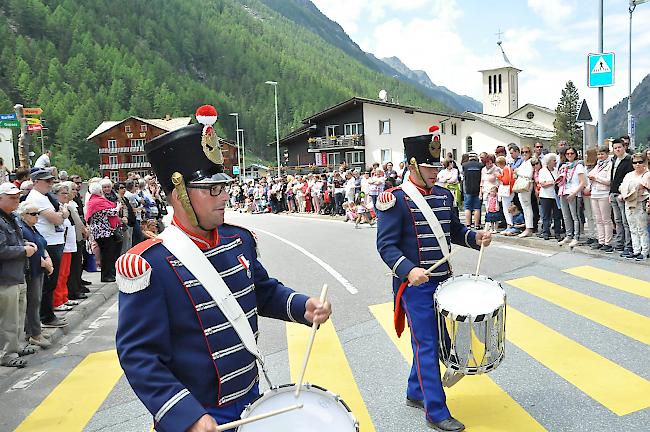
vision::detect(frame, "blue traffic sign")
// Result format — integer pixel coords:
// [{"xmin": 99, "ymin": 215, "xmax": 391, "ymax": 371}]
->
[
  {"xmin": 232, "ymin": 165, "xmax": 240, "ymax": 175},
  {"xmin": 0, "ymin": 113, "xmax": 16, "ymax": 121},
  {"xmin": 588, "ymin": 52, "xmax": 615, "ymax": 88}
]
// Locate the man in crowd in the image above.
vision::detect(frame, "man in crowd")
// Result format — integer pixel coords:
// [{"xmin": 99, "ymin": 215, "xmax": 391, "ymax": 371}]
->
[
  {"xmin": 0, "ymin": 183, "xmax": 37, "ymax": 368},
  {"xmin": 13, "ymin": 168, "xmax": 30, "ymax": 188},
  {"xmin": 609, "ymin": 138, "xmax": 634, "ymax": 257},
  {"xmin": 124, "ymin": 180, "xmax": 144, "ymax": 245},
  {"xmin": 34, "ymin": 150, "xmax": 52, "ymax": 169},
  {"xmin": 116, "ymin": 107, "xmax": 331, "ymax": 432},
  {"xmin": 461, "ymin": 153, "xmax": 483, "ymax": 229}
]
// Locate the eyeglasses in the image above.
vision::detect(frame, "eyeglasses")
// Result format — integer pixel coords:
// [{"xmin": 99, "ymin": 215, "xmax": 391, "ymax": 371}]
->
[
  {"xmin": 26, "ymin": 212, "xmax": 40, "ymax": 216},
  {"xmin": 188, "ymin": 184, "xmax": 227, "ymax": 196},
  {"xmin": 522, "ymin": 150, "xmax": 531, "ymax": 154},
  {"xmin": 632, "ymin": 160, "xmax": 645, "ymax": 165}
]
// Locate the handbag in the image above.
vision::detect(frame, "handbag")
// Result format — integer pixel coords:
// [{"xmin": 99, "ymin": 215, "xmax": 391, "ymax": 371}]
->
[
  {"xmin": 112, "ymin": 226, "xmax": 125, "ymax": 242},
  {"xmin": 513, "ymin": 176, "xmax": 531, "ymax": 193}
]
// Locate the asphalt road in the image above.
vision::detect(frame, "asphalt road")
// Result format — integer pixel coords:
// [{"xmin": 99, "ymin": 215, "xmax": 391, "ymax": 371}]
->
[{"xmin": 1, "ymin": 210, "xmax": 648, "ymax": 432}]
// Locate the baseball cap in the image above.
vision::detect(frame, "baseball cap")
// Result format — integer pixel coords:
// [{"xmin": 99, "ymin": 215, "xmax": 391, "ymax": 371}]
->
[
  {"xmin": 0, "ymin": 182, "xmax": 22, "ymax": 195},
  {"xmin": 30, "ymin": 169, "xmax": 55, "ymax": 181}
]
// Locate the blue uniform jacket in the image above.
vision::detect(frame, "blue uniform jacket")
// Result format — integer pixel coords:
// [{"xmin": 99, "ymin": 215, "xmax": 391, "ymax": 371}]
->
[{"xmin": 115, "ymin": 223, "xmax": 311, "ymax": 432}]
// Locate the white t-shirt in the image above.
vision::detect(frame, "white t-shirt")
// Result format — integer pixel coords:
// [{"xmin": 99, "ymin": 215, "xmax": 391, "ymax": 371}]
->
[
  {"xmin": 563, "ymin": 164, "xmax": 586, "ymax": 196},
  {"xmin": 26, "ymin": 189, "xmax": 64, "ymax": 245},
  {"xmin": 34, "ymin": 154, "xmax": 50, "ymax": 168},
  {"xmin": 538, "ymin": 167, "xmax": 558, "ymax": 199},
  {"xmin": 62, "ymin": 217, "xmax": 77, "ymax": 253}
]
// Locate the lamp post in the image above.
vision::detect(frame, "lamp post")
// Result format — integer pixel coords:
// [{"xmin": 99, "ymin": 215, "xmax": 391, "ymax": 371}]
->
[
  {"xmin": 265, "ymin": 80, "xmax": 281, "ymax": 177},
  {"xmin": 628, "ymin": 0, "xmax": 648, "ymax": 151},
  {"xmin": 239, "ymin": 128, "xmax": 246, "ymax": 181},
  {"xmin": 229, "ymin": 113, "xmax": 241, "ymax": 178}
]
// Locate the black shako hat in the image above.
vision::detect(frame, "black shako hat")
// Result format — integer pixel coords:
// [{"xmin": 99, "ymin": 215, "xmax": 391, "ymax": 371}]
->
[
  {"xmin": 403, "ymin": 125, "xmax": 442, "ymax": 168},
  {"xmin": 145, "ymin": 122, "xmax": 232, "ymax": 194}
]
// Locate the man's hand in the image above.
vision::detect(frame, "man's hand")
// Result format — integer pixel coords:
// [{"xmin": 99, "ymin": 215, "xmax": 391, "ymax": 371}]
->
[
  {"xmin": 475, "ymin": 230, "xmax": 492, "ymax": 247},
  {"xmin": 407, "ymin": 267, "xmax": 429, "ymax": 286},
  {"xmin": 24, "ymin": 244, "xmax": 37, "ymax": 257},
  {"xmin": 304, "ymin": 297, "xmax": 332, "ymax": 325},
  {"xmin": 188, "ymin": 414, "xmax": 219, "ymax": 432}
]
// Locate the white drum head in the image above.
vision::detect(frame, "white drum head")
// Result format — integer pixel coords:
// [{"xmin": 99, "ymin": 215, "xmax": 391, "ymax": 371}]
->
[
  {"xmin": 238, "ymin": 384, "xmax": 358, "ymax": 432},
  {"xmin": 435, "ymin": 274, "xmax": 505, "ymax": 318}
]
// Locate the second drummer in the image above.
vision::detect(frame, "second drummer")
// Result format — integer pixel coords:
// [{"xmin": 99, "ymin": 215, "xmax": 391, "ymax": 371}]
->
[{"xmin": 375, "ymin": 126, "xmax": 492, "ymax": 432}]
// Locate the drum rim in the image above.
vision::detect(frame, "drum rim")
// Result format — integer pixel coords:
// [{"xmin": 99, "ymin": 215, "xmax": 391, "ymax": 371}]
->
[
  {"xmin": 435, "ymin": 274, "xmax": 506, "ymax": 322},
  {"xmin": 239, "ymin": 382, "xmax": 359, "ymax": 431}
]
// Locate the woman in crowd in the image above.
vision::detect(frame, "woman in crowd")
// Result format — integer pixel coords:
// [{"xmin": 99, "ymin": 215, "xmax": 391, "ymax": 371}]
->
[
  {"xmin": 514, "ymin": 146, "xmax": 535, "ymax": 237},
  {"xmin": 537, "ymin": 153, "xmax": 563, "ymax": 240},
  {"xmin": 332, "ymin": 172, "xmax": 345, "ymax": 215},
  {"xmin": 344, "ymin": 172, "xmax": 356, "ymax": 205},
  {"xmin": 480, "ymin": 153, "xmax": 501, "ymax": 209},
  {"xmin": 285, "ymin": 175, "xmax": 296, "ymax": 213},
  {"xmin": 62, "ymin": 181, "xmax": 87, "ymax": 300},
  {"xmin": 587, "ymin": 146, "xmax": 614, "ymax": 252},
  {"xmin": 437, "ymin": 158, "xmax": 461, "ymax": 207},
  {"xmin": 293, "ymin": 176, "xmax": 306, "ymax": 213},
  {"xmin": 311, "ymin": 175, "xmax": 323, "ymax": 214},
  {"xmin": 17, "ymin": 202, "xmax": 52, "ymax": 349},
  {"xmin": 51, "ymin": 182, "xmax": 78, "ymax": 312},
  {"xmin": 557, "ymin": 147, "xmax": 586, "ymax": 247},
  {"xmin": 100, "ymin": 178, "xmax": 118, "ymax": 203},
  {"xmin": 86, "ymin": 182, "xmax": 122, "ymax": 282},
  {"xmin": 496, "ymin": 156, "xmax": 515, "ymax": 231},
  {"xmin": 368, "ymin": 169, "xmax": 385, "ymax": 208},
  {"xmin": 619, "ymin": 152, "xmax": 650, "ymax": 260}
]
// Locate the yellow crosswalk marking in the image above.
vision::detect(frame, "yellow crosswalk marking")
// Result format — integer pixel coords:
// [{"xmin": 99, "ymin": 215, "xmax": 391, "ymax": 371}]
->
[
  {"xmin": 287, "ymin": 320, "xmax": 376, "ymax": 432},
  {"xmin": 507, "ymin": 307, "xmax": 650, "ymax": 416},
  {"xmin": 15, "ymin": 350, "xmax": 123, "ymax": 432},
  {"xmin": 563, "ymin": 266, "xmax": 650, "ymax": 299},
  {"xmin": 507, "ymin": 276, "xmax": 650, "ymax": 345},
  {"xmin": 369, "ymin": 303, "xmax": 546, "ymax": 432}
]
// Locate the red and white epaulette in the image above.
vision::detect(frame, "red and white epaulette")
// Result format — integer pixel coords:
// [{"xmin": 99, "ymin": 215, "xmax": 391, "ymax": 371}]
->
[
  {"xmin": 376, "ymin": 191, "xmax": 397, "ymax": 211},
  {"xmin": 115, "ymin": 239, "xmax": 161, "ymax": 294}
]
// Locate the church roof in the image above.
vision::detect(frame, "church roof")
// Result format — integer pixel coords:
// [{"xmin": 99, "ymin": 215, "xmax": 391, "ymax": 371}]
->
[
  {"xmin": 467, "ymin": 112, "xmax": 554, "ymax": 140},
  {"xmin": 479, "ymin": 41, "xmax": 521, "ymax": 72},
  {"xmin": 86, "ymin": 116, "xmax": 192, "ymax": 140},
  {"xmin": 508, "ymin": 103, "xmax": 555, "ymax": 117}
]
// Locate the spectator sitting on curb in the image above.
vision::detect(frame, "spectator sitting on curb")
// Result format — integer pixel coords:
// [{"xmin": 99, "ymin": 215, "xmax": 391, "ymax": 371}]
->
[{"xmin": 501, "ymin": 204, "xmax": 526, "ymax": 236}]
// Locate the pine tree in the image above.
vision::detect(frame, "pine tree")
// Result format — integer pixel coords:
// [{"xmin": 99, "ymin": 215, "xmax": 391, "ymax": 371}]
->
[{"xmin": 554, "ymin": 81, "xmax": 583, "ymax": 148}]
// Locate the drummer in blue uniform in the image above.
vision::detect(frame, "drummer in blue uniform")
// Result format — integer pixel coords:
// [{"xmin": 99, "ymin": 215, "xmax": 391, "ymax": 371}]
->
[
  {"xmin": 375, "ymin": 126, "xmax": 492, "ymax": 432},
  {"xmin": 115, "ymin": 105, "xmax": 331, "ymax": 432}
]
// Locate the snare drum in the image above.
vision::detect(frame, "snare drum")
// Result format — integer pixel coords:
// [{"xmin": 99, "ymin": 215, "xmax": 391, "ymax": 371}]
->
[
  {"xmin": 238, "ymin": 383, "xmax": 359, "ymax": 431},
  {"xmin": 434, "ymin": 274, "xmax": 506, "ymax": 379}
]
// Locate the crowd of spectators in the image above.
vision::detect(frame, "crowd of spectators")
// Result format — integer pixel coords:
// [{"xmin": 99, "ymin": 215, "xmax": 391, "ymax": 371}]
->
[{"xmin": 0, "ymin": 152, "xmax": 166, "ymax": 369}]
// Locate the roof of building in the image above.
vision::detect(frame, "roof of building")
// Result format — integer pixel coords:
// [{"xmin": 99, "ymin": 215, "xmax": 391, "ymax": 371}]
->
[
  {"xmin": 86, "ymin": 116, "xmax": 192, "ymax": 140},
  {"xmin": 466, "ymin": 112, "xmax": 555, "ymax": 140},
  {"xmin": 302, "ymin": 96, "xmax": 473, "ymax": 124},
  {"xmin": 507, "ymin": 103, "xmax": 556, "ymax": 117},
  {"xmin": 479, "ymin": 41, "xmax": 521, "ymax": 72}
]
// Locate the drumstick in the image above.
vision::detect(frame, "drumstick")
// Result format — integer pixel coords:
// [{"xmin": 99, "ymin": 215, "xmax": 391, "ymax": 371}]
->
[
  {"xmin": 424, "ymin": 248, "xmax": 460, "ymax": 275},
  {"xmin": 215, "ymin": 403, "xmax": 303, "ymax": 431},
  {"xmin": 294, "ymin": 283, "xmax": 329, "ymax": 398},
  {"xmin": 475, "ymin": 238, "xmax": 486, "ymax": 278}
]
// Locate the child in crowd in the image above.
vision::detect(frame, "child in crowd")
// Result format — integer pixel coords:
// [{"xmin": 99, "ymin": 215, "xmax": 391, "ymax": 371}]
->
[
  {"xmin": 484, "ymin": 186, "xmax": 500, "ymax": 233},
  {"xmin": 501, "ymin": 204, "xmax": 525, "ymax": 236},
  {"xmin": 354, "ymin": 192, "xmax": 375, "ymax": 228},
  {"xmin": 142, "ymin": 219, "xmax": 158, "ymax": 240},
  {"xmin": 343, "ymin": 202, "xmax": 357, "ymax": 224}
]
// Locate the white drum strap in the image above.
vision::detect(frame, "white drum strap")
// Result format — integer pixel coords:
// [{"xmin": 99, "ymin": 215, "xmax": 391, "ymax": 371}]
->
[
  {"xmin": 401, "ymin": 181, "xmax": 450, "ymax": 259},
  {"xmin": 159, "ymin": 225, "xmax": 272, "ymax": 387}
]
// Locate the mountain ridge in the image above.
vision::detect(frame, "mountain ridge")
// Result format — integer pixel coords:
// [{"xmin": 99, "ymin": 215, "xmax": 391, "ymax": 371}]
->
[{"xmin": 603, "ymin": 74, "xmax": 650, "ymax": 147}]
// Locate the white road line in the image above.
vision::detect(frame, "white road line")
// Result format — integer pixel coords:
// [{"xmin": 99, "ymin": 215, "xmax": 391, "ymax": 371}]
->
[
  {"xmin": 6, "ymin": 371, "xmax": 47, "ymax": 392},
  {"xmin": 253, "ymin": 227, "xmax": 359, "ymax": 294},
  {"xmin": 228, "ymin": 211, "xmax": 346, "ymax": 225},
  {"xmin": 495, "ymin": 244, "xmax": 554, "ymax": 257}
]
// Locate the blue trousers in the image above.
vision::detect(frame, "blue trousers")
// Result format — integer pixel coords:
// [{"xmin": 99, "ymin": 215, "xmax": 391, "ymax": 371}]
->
[
  {"xmin": 401, "ymin": 281, "xmax": 451, "ymax": 423},
  {"xmin": 207, "ymin": 385, "xmax": 260, "ymax": 432}
]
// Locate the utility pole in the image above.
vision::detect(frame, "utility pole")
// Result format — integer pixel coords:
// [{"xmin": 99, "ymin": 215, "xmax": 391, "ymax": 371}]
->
[
  {"xmin": 13, "ymin": 104, "xmax": 29, "ymax": 168},
  {"xmin": 597, "ymin": 0, "xmax": 604, "ymax": 147}
]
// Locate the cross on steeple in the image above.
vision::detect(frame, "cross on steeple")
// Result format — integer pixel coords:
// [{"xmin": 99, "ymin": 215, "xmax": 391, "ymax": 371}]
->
[{"xmin": 495, "ymin": 29, "xmax": 504, "ymax": 43}]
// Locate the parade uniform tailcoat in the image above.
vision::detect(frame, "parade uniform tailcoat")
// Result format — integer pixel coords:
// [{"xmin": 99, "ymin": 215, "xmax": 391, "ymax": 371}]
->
[{"xmin": 115, "ymin": 221, "xmax": 311, "ymax": 432}]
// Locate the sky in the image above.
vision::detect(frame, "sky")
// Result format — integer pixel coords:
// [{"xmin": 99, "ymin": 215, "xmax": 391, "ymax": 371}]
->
[{"xmin": 310, "ymin": 0, "xmax": 650, "ymax": 114}]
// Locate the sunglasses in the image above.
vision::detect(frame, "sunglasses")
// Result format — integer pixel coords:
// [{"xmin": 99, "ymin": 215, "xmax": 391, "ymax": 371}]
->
[
  {"xmin": 26, "ymin": 212, "xmax": 40, "ymax": 216},
  {"xmin": 632, "ymin": 160, "xmax": 645, "ymax": 165},
  {"xmin": 535, "ymin": 146, "xmax": 543, "ymax": 149},
  {"xmin": 566, "ymin": 152, "xmax": 576, "ymax": 155},
  {"xmin": 522, "ymin": 150, "xmax": 531, "ymax": 154},
  {"xmin": 118, "ymin": 186, "xmax": 126, "ymax": 189},
  {"xmin": 187, "ymin": 184, "xmax": 227, "ymax": 196}
]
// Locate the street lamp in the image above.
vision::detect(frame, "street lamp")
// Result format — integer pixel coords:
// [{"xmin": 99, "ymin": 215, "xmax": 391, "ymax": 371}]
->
[
  {"xmin": 265, "ymin": 80, "xmax": 281, "ymax": 177},
  {"xmin": 628, "ymin": 0, "xmax": 648, "ymax": 150},
  {"xmin": 229, "ymin": 113, "xmax": 241, "ymax": 178},
  {"xmin": 239, "ymin": 128, "xmax": 246, "ymax": 180}
]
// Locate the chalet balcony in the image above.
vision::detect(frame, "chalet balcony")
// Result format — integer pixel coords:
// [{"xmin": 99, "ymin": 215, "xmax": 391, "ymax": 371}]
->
[
  {"xmin": 308, "ymin": 135, "xmax": 364, "ymax": 152},
  {"xmin": 100, "ymin": 161, "xmax": 151, "ymax": 170},
  {"xmin": 98, "ymin": 145, "xmax": 145, "ymax": 154}
]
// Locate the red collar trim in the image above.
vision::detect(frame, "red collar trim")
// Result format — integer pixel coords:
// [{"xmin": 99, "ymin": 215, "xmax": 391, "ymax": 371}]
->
[
  {"xmin": 171, "ymin": 216, "xmax": 219, "ymax": 250},
  {"xmin": 408, "ymin": 178, "xmax": 433, "ymax": 195}
]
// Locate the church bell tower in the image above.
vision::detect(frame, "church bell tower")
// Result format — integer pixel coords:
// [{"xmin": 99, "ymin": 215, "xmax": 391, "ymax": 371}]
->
[{"xmin": 479, "ymin": 40, "xmax": 521, "ymax": 116}]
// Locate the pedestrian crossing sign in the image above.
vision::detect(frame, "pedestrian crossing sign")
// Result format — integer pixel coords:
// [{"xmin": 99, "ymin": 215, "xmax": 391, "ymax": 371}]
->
[{"xmin": 588, "ymin": 52, "xmax": 615, "ymax": 88}]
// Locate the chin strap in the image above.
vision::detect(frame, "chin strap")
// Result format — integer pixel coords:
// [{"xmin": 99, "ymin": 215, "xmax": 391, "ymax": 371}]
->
[
  {"xmin": 409, "ymin": 157, "xmax": 433, "ymax": 189},
  {"xmin": 171, "ymin": 172, "xmax": 212, "ymax": 231}
]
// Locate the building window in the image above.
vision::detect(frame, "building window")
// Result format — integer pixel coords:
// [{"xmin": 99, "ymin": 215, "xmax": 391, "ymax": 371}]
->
[
  {"xmin": 441, "ymin": 122, "xmax": 446, "ymax": 134},
  {"xmin": 326, "ymin": 152, "xmax": 340, "ymax": 166},
  {"xmin": 110, "ymin": 171, "xmax": 119, "ymax": 182},
  {"xmin": 453, "ymin": 149, "xmax": 458, "ymax": 161},
  {"xmin": 498, "ymin": 74, "xmax": 502, "ymax": 93},
  {"xmin": 345, "ymin": 151, "xmax": 364, "ymax": 165},
  {"xmin": 108, "ymin": 139, "xmax": 117, "ymax": 150},
  {"xmin": 489, "ymin": 75, "xmax": 492, "ymax": 94},
  {"xmin": 125, "ymin": 125, "xmax": 131, "ymax": 133},
  {"xmin": 140, "ymin": 124, "xmax": 147, "ymax": 132},
  {"xmin": 109, "ymin": 155, "xmax": 117, "ymax": 165},
  {"xmin": 451, "ymin": 123, "xmax": 457, "ymax": 136},
  {"xmin": 466, "ymin": 136, "xmax": 473, "ymax": 152},
  {"xmin": 130, "ymin": 139, "xmax": 146, "ymax": 149},
  {"xmin": 132, "ymin": 154, "xmax": 147, "ymax": 163},
  {"xmin": 344, "ymin": 123, "xmax": 363, "ymax": 136},
  {"xmin": 379, "ymin": 120, "xmax": 391, "ymax": 135},
  {"xmin": 526, "ymin": 111, "xmax": 535, "ymax": 119},
  {"xmin": 381, "ymin": 149, "xmax": 392, "ymax": 163},
  {"xmin": 325, "ymin": 125, "xmax": 337, "ymax": 138}
]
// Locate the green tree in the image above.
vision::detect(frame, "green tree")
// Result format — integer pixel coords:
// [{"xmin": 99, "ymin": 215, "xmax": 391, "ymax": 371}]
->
[{"xmin": 554, "ymin": 81, "xmax": 583, "ymax": 148}]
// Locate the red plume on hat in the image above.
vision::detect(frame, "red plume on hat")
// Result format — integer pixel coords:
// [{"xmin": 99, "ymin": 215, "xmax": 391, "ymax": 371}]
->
[
  {"xmin": 429, "ymin": 125, "xmax": 441, "ymax": 142},
  {"xmin": 196, "ymin": 104, "xmax": 218, "ymax": 134}
]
